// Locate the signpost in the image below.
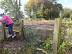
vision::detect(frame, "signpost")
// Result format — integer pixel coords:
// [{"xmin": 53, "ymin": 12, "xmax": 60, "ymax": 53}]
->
[{"xmin": 31, "ymin": 8, "xmax": 33, "ymax": 25}]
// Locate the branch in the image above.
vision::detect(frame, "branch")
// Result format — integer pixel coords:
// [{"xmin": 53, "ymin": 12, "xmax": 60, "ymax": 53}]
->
[{"xmin": 36, "ymin": 48, "xmax": 48, "ymax": 54}]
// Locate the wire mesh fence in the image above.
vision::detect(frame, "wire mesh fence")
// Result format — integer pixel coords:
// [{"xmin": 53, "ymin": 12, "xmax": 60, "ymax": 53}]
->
[
  {"xmin": 21, "ymin": 19, "xmax": 54, "ymax": 54},
  {"xmin": 0, "ymin": 19, "xmax": 72, "ymax": 54},
  {"xmin": 22, "ymin": 18, "xmax": 72, "ymax": 54}
]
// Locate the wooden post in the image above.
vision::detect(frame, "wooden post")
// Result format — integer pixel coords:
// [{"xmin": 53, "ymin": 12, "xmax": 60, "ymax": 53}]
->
[
  {"xmin": 2, "ymin": 22, "xmax": 6, "ymax": 40},
  {"xmin": 53, "ymin": 18, "xmax": 62, "ymax": 54},
  {"xmin": 2, "ymin": 23, "xmax": 4, "ymax": 39},
  {"xmin": 53, "ymin": 18, "xmax": 59, "ymax": 54},
  {"xmin": 19, "ymin": 19, "xmax": 24, "ymax": 36},
  {"xmin": 57, "ymin": 18, "xmax": 62, "ymax": 53},
  {"xmin": 22, "ymin": 20, "xmax": 24, "ymax": 36},
  {"xmin": 19, "ymin": 19, "xmax": 22, "ymax": 36},
  {"xmin": 53, "ymin": 11, "xmax": 62, "ymax": 54}
]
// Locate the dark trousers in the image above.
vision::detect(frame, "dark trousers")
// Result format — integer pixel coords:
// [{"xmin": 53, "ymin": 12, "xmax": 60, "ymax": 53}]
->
[{"xmin": 8, "ymin": 23, "xmax": 14, "ymax": 36}]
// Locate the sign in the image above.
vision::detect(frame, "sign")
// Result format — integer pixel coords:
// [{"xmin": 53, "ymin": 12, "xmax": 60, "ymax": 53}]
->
[{"xmin": 31, "ymin": 8, "xmax": 33, "ymax": 16}]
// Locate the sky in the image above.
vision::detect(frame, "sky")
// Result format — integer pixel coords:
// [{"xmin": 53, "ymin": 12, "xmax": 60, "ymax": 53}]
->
[
  {"xmin": 21, "ymin": 0, "xmax": 29, "ymax": 11},
  {"xmin": 0, "ymin": 0, "xmax": 29, "ymax": 14},
  {"xmin": 0, "ymin": 0, "xmax": 72, "ymax": 14},
  {"xmin": 57, "ymin": 0, "xmax": 72, "ymax": 9},
  {"xmin": 21, "ymin": 0, "xmax": 72, "ymax": 11},
  {"xmin": 21, "ymin": 0, "xmax": 72, "ymax": 17}
]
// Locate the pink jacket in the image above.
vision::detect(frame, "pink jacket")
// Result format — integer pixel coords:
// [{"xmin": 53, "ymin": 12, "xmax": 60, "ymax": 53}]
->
[{"xmin": 0, "ymin": 15, "xmax": 13, "ymax": 25}]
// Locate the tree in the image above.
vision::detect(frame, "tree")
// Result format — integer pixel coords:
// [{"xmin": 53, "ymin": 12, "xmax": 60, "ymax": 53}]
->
[
  {"xmin": 62, "ymin": 8, "xmax": 72, "ymax": 18},
  {"xmin": 24, "ymin": 0, "xmax": 62, "ymax": 19},
  {"xmin": 70, "ymin": 14, "xmax": 72, "ymax": 18},
  {"xmin": 0, "ymin": 0, "xmax": 23, "ymax": 20},
  {"xmin": 70, "ymin": 14, "xmax": 72, "ymax": 21}
]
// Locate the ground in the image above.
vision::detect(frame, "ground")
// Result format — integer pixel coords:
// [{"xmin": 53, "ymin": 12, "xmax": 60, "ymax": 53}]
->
[
  {"xmin": 0, "ymin": 20, "xmax": 54, "ymax": 53},
  {"xmin": 24, "ymin": 20, "xmax": 54, "ymax": 25},
  {"xmin": 0, "ymin": 20, "xmax": 71, "ymax": 54},
  {"xmin": 0, "ymin": 37, "xmax": 26, "ymax": 53}
]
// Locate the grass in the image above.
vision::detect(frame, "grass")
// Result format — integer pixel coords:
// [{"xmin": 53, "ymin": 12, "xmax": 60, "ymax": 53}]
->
[
  {"xmin": 0, "ymin": 38, "xmax": 2, "ymax": 41},
  {"xmin": 24, "ymin": 18, "xmax": 72, "ymax": 23}
]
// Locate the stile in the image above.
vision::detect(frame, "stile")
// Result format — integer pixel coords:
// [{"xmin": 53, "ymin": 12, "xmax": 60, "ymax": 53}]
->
[{"xmin": 1, "ymin": 20, "xmax": 24, "ymax": 40}]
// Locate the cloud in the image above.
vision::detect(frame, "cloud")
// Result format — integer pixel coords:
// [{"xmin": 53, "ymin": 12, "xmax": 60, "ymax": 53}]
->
[
  {"xmin": 57, "ymin": 0, "xmax": 69, "ymax": 3},
  {"xmin": 20, "ymin": 0, "xmax": 29, "ymax": 17},
  {"xmin": 57, "ymin": 0, "xmax": 72, "ymax": 9},
  {"xmin": 0, "ymin": 8, "xmax": 4, "ymax": 14},
  {"xmin": 64, "ymin": 0, "xmax": 69, "ymax": 2},
  {"xmin": 0, "ymin": 0, "xmax": 3, "ymax": 2},
  {"xmin": 21, "ymin": 0, "xmax": 29, "ymax": 5},
  {"xmin": 21, "ymin": 0, "xmax": 29, "ymax": 11},
  {"xmin": 57, "ymin": 0, "xmax": 62, "ymax": 3}
]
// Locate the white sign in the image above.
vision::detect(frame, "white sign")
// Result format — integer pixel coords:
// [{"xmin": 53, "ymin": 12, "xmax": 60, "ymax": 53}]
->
[
  {"xmin": 59, "ymin": 11, "xmax": 62, "ymax": 17},
  {"xmin": 31, "ymin": 8, "xmax": 33, "ymax": 15}
]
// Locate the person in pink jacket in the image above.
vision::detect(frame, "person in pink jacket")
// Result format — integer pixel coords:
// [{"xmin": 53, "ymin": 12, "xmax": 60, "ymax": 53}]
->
[{"xmin": 0, "ymin": 13, "xmax": 16, "ymax": 38}]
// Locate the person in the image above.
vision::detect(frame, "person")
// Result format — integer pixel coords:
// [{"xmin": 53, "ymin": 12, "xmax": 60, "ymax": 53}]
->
[{"xmin": 0, "ymin": 13, "xmax": 16, "ymax": 38}]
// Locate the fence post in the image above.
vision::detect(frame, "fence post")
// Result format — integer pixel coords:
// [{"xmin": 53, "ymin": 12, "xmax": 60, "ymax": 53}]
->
[
  {"xmin": 53, "ymin": 18, "xmax": 62, "ymax": 54},
  {"xmin": 2, "ymin": 22, "xmax": 6, "ymax": 40},
  {"xmin": 19, "ymin": 19, "xmax": 24, "ymax": 37},
  {"xmin": 22, "ymin": 20, "xmax": 24, "ymax": 36},
  {"xmin": 19, "ymin": 19, "xmax": 22, "ymax": 36}
]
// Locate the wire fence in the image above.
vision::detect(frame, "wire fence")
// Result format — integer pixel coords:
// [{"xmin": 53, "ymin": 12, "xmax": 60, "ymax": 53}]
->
[
  {"xmin": 0, "ymin": 19, "xmax": 72, "ymax": 54},
  {"xmin": 23, "ymin": 19, "xmax": 72, "ymax": 54}
]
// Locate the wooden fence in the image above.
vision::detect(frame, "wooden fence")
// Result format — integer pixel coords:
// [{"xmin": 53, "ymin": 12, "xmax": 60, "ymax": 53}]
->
[{"xmin": 1, "ymin": 19, "xmax": 24, "ymax": 40}]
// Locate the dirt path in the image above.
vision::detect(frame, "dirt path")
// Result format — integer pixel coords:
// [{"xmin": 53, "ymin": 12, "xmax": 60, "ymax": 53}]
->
[
  {"xmin": 24, "ymin": 20, "xmax": 65, "ymax": 29},
  {"xmin": 0, "ymin": 37, "xmax": 26, "ymax": 53},
  {"xmin": 26, "ymin": 24, "xmax": 54, "ymax": 29},
  {"xmin": 24, "ymin": 24, "xmax": 54, "ymax": 40},
  {"xmin": 24, "ymin": 20, "xmax": 54, "ymax": 25}
]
